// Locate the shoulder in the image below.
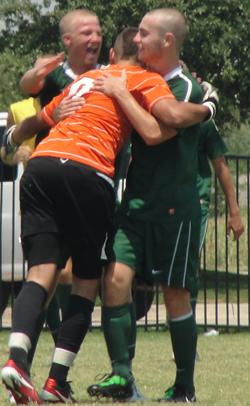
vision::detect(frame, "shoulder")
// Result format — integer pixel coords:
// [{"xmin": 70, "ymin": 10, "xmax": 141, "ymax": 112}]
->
[{"xmin": 168, "ymin": 71, "xmax": 203, "ymax": 103}]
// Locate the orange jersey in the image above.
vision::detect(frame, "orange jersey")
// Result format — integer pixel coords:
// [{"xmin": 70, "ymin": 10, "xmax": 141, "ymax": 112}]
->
[{"xmin": 32, "ymin": 65, "xmax": 175, "ymax": 177}]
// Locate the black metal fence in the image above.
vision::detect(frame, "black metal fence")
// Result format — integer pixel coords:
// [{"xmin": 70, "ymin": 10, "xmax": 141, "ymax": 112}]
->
[{"xmin": 0, "ymin": 150, "xmax": 249, "ymax": 331}]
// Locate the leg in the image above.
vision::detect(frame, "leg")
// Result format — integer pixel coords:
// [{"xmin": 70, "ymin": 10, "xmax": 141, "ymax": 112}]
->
[
  {"xmin": 1, "ymin": 263, "xmax": 60, "ymax": 404},
  {"xmin": 40, "ymin": 275, "xmax": 99, "ymax": 403},
  {"xmin": 45, "ymin": 258, "xmax": 73, "ymax": 344},
  {"xmin": 88, "ymin": 261, "xmax": 136, "ymax": 399},
  {"xmin": 56, "ymin": 257, "xmax": 72, "ymax": 319},
  {"xmin": 0, "ymin": 281, "xmax": 11, "ymax": 319},
  {"xmin": 160, "ymin": 286, "xmax": 197, "ymax": 403}
]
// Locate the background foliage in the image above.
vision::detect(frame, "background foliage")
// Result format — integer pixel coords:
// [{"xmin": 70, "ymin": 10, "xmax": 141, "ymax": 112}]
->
[{"xmin": 0, "ymin": 0, "xmax": 249, "ymax": 133}]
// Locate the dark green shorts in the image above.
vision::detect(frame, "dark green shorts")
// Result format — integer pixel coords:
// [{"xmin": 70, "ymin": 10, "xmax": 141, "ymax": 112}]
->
[{"xmin": 112, "ymin": 213, "xmax": 201, "ymax": 292}]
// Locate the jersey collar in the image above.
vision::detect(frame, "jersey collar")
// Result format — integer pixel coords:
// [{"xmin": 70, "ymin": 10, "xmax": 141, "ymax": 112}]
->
[
  {"xmin": 63, "ymin": 61, "xmax": 102, "ymax": 79},
  {"xmin": 163, "ymin": 65, "xmax": 183, "ymax": 82},
  {"xmin": 63, "ymin": 61, "xmax": 77, "ymax": 80}
]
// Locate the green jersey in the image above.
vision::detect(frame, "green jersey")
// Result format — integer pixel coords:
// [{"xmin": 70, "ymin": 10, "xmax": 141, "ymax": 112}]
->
[
  {"xmin": 36, "ymin": 62, "xmax": 76, "ymax": 108},
  {"xmin": 118, "ymin": 68, "xmax": 203, "ymax": 223},
  {"xmin": 197, "ymin": 120, "xmax": 227, "ymax": 212}
]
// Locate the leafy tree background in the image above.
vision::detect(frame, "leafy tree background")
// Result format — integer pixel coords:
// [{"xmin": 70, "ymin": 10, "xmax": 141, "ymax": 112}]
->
[{"xmin": 0, "ymin": 0, "xmax": 249, "ymax": 139}]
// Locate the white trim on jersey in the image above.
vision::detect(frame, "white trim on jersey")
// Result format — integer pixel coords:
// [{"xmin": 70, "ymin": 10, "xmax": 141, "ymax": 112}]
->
[
  {"xmin": 179, "ymin": 73, "xmax": 193, "ymax": 102},
  {"xmin": 164, "ymin": 65, "xmax": 193, "ymax": 102}
]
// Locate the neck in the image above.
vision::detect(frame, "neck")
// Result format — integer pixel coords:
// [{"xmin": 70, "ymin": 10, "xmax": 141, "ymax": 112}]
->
[
  {"xmin": 147, "ymin": 50, "xmax": 179, "ymax": 77},
  {"xmin": 67, "ymin": 57, "xmax": 97, "ymax": 75},
  {"xmin": 114, "ymin": 57, "xmax": 139, "ymax": 66}
]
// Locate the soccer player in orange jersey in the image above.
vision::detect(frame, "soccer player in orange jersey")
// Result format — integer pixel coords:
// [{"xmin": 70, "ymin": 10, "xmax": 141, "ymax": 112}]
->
[{"xmin": 1, "ymin": 26, "xmax": 215, "ymax": 404}]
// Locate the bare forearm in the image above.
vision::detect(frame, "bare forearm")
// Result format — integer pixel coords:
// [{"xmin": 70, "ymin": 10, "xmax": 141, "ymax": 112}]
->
[
  {"xmin": 20, "ymin": 69, "xmax": 45, "ymax": 95},
  {"xmin": 213, "ymin": 159, "xmax": 239, "ymax": 215},
  {"xmin": 12, "ymin": 115, "xmax": 48, "ymax": 145},
  {"xmin": 152, "ymin": 99, "xmax": 213, "ymax": 128},
  {"xmin": 217, "ymin": 171, "xmax": 240, "ymax": 215}
]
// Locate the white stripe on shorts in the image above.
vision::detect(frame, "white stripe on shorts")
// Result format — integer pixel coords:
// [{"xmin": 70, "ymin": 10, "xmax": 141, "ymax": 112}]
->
[
  {"xmin": 167, "ymin": 222, "xmax": 183, "ymax": 285},
  {"xmin": 182, "ymin": 221, "xmax": 191, "ymax": 287}
]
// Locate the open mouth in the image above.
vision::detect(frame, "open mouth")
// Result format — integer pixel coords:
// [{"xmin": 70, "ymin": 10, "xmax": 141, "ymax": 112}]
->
[{"xmin": 87, "ymin": 46, "xmax": 99, "ymax": 55}]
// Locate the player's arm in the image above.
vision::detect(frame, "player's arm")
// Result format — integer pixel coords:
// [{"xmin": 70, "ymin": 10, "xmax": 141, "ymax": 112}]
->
[
  {"xmin": 0, "ymin": 113, "xmax": 47, "ymax": 164},
  {"xmin": 151, "ymin": 97, "xmax": 216, "ymax": 128},
  {"xmin": 212, "ymin": 156, "xmax": 244, "ymax": 240},
  {"xmin": 20, "ymin": 53, "xmax": 65, "ymax": 95},
  {"xmin": 93, "ymin": 72, "xmax": 217, "ymax": 144},
  {"xmin": 0, "ymin": 88, "xmax": 68, "ymax": 164},
  {"xmin": 93, "ymin": 72, "xmax": 177, "ymax": 145},
  {"xmin": 0, "ymin": 109, "xmax": 33, "ymax": 166}
]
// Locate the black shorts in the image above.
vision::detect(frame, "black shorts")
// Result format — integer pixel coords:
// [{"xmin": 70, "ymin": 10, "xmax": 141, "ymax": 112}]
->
[{"xmin": 20, "ymin": 157, "xmax": 115, "ymax": 279}]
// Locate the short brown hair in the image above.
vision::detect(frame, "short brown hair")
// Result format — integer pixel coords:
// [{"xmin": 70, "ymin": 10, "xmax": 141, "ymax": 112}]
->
[{"xmin": 113, "ymin": 27, "xmax": 138, "ymax": 60}]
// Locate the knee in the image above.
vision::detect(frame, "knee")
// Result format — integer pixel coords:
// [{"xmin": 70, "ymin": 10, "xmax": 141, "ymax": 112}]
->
[
  {"xmin": 163, "ymin": 287, "xmax": 191, "ymax": 319},
  {"xmin": 103, "ymin": 263, "xmax": 134, "ymax": 305}
]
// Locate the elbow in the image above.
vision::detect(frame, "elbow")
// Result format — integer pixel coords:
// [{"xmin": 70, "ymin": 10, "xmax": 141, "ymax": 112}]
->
[
  {"xmin": 143, "ymin": 131, "xmax": 164, "ymax": 146},
  {"xmin": 144, "ymin": 137, "xmax": 158, "ymax": 146},
  {"xmin": 143, "ymin": 126, "xmax": 163, "ymax": 146},
  {"xmin": 19, "ymin": 78, "xmax": 30, "ymax": 95},
  {"xmin": 168, "ymin": 113, "xmax": 185, "ymax": 128}
]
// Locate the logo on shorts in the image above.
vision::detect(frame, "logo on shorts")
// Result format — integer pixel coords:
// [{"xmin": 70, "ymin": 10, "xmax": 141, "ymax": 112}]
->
[
  {"xmin": 152, "ymin": 269, "xmax": 162, "ymax": 275},
  {"xmin": 169, "ymin": 208, "xmax": 175, "ymax": 215},
  {"xmin": 60, "ymin": 158, "xmax": 69, "ymax": 164}
]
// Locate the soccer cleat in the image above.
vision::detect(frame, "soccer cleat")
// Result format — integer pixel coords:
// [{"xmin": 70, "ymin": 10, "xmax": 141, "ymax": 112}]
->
[
  {"xmin": 8, "ymin": 391, "xmax": 17, "ymax": 404},
  {"xmin": 40, "ymin": 378, "xmax": 75, "ymax": 403},
  {"xmin": 159, "ymin": 384, "xmax": 196, "ymax": 403},
  {"xmin": 125, "ymin": 380, "xmax": 146, "ymax": 402},
  {"xmin": 87, "ymin": 373, "xmax": 133, "ymax": 399},
  {"xmin": 1, "ymin": 359, "xmax": 41, "ymax": 404}
]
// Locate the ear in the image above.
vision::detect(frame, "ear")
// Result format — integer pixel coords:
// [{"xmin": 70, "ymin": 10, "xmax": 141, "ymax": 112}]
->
[
  {"xmin": 163, "ymin": 32, "xmax": 175, "ymax": 47},
  {"xmin": 62, "ymin": 33, "xmax": 71, "ymax": 49},
  {"xmin": 109, "ymin": 48, "xmax": 115, "ymax": 64}
]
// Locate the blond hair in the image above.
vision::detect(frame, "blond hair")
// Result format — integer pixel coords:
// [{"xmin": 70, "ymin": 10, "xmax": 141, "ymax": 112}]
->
[{"xmin": 59, "ymin": 9, "xmax": 98, "ymax": 36}]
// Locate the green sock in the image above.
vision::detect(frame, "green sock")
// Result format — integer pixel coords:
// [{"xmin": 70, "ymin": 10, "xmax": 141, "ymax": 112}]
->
[
  {"xmin": 102, "ymin": 304, "xmax": 132, "ymax": 379},
  {"xmin": 128, "ymin": 302, "xmax": 137, "ymax": 366},
  {"xmin": 169, "ymin": 312, "xmax": 197, "ymax": 394}
]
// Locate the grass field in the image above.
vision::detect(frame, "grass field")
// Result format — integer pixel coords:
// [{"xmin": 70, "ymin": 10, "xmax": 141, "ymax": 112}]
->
[{"xmin": 0, "ymin": 328, "xmax": 249, "ymax": 405}]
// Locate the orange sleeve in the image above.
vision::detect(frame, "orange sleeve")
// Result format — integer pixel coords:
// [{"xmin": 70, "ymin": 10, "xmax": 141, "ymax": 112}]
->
[
  {"xmin": 134, "ymin": 74, "xmax": 175, "ymax": 113},
  {"xmin": 40, "ymin": 87, "xmax": 69, "ymax": 127}
]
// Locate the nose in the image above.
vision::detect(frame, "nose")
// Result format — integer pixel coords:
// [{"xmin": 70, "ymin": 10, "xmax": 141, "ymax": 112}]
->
[
  {"xmin": 91, "ymin": 31, "xmax": 102, "ymax": 44},
  {"xmin": 133, "ymin": 32, "xmax": 140, "ymax": 44}
]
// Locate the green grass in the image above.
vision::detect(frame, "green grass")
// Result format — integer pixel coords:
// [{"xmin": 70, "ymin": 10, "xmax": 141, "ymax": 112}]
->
[{"xmin": 0, "ymin": 329, "xmax": 250, "ymax": 405}]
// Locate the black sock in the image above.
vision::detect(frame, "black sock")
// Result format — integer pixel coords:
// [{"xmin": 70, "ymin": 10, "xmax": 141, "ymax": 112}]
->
[
  {"xmin": 49, "ymin": 295, "xmax": 94, "ymax": 385},
  {"xmin": 10, "ymin": 281, "xmax": 47, "ymax": 372},
  {"xmin": 12, "ymin": 281, "xmax": 47, "ymax": 340},
  {"xmin": 27, "ymin": 310, "xmax": 46, "ymax": 373}
]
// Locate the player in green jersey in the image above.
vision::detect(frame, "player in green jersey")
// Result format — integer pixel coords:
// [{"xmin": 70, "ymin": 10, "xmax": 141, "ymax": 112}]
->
[
  {"xmin": 87, "ymin": 8, "xmax": 216, "ymax": 403},
  {"xmin": 20, "ymin": 9, "xmax": 102, "ymax": 144}
]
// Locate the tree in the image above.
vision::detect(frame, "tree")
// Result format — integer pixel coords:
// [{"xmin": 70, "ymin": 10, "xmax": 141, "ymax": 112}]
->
[{"xmin": 0, "ymin": 0, "xmax": 249, "ymax": 130}]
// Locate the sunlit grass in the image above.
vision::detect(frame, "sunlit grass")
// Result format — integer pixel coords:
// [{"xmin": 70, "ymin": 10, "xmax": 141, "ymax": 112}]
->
[{"xmin": 0, "ymin": 329, "xmax": 249, "ymax": 405}]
